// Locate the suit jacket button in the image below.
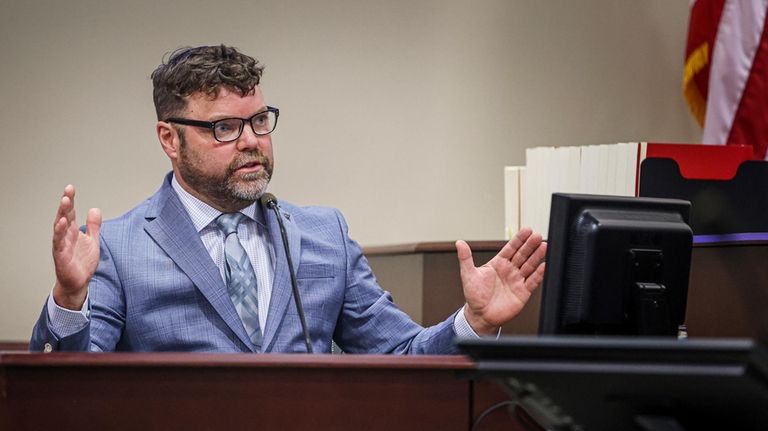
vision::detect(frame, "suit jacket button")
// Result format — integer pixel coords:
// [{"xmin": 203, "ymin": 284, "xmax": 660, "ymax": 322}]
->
[{"xmin": 43, "ymin": 343, "xmax": 53, "ymax": 353}]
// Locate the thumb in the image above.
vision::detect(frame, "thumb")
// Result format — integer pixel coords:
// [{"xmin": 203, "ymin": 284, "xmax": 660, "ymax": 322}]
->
[
  {"xmin": 455, "ymin": 240, "xmax": 475, "ymax": 275},
  {"xmin": 86, "ymin": 208, "xmax": 102, "ymax": 239}
]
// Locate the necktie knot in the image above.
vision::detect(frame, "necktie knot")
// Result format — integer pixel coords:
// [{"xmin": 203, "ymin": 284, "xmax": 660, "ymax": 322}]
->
[{"xmin": 216, "ymin": 212, "xmax": 246, "ymax": 236}]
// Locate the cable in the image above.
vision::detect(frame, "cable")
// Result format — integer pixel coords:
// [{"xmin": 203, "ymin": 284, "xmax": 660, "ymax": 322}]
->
[
  {"xmin": 472, "ymin": 399, "xmax": 548, "ymax": 431},
  {"xmin": 471, "ymin": 400, "xmax": 518, "ymax": 431}
]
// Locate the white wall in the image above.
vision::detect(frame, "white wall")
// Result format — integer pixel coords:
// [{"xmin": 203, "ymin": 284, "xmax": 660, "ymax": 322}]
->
[{"xmin": 0, "ymin": 0, "xmax": 699, "ymax": 340}]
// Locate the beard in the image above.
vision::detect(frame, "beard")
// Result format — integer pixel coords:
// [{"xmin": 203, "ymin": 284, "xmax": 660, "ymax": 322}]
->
[{"xmin": 177, "ymin": 135, "xmax": 274, "ymax": 211}]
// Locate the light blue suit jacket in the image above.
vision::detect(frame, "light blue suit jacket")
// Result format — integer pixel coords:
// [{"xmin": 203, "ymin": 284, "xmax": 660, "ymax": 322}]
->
[{"xmin": 31, "ymin": 174, "xmax": 459, "ymax": 354}]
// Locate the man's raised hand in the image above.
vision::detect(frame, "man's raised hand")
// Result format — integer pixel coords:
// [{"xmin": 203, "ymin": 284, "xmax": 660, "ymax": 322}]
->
[
  {"xmin": 52, "ymin": 185, "xmax": 101, "ymax": 310},
  {"xmin": 456, "ymin": 227, "xmax": 547, "ymax": 335}
]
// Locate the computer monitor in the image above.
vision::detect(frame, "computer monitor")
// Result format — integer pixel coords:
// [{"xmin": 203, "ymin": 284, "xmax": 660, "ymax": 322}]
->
[{"xmin": 538, "ymin": 193, "xmax": 693, "ymax": 336}]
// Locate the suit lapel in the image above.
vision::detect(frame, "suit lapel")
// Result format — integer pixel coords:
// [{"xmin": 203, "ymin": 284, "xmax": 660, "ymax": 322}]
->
[
  {"xmin": 143, "ymin": 177, "xmax": 255, "ymax": 351},
  {"xmin": 262, "ymin": 204, "xmax": 302, "ymax": 352}
]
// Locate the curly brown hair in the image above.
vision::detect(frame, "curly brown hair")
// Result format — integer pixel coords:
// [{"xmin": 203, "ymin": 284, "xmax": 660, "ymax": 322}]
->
[{"xmin": 151, "ymin": 45, "xmax": 264, "ymax": 120}]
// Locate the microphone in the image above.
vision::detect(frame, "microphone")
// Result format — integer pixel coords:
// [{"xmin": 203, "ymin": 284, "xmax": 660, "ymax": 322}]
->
[{"xmin": 260, "ymin": 193, "xmax": 313, "ymax": 353}]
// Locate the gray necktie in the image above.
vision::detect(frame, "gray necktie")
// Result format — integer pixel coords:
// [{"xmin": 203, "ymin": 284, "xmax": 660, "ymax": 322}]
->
[{"xmin": 215, "ymin": 212, "xmax": 263, "ymax": 350}]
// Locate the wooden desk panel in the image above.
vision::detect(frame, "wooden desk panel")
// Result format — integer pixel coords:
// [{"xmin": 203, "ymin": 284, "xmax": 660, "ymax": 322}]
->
[
  {"xmin": 686, "ymin": 243, "xmax": 768, "ymax": 339},
  {"xmin": 1, "ymin": 353, "xmax": 478, "ymax": 431}
]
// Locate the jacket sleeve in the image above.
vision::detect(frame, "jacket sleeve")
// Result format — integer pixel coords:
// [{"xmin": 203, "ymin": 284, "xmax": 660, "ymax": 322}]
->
[{"xmin": 29, "ymin": 234, "xmax": 126, "ymax": 352}]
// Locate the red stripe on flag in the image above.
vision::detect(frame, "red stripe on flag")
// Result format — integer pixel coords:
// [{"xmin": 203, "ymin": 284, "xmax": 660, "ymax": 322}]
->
[
  {"xmin": 684, "ymin": 0, "xmax": 726, "ymax": 126},
  {"xmin": 686, "ymin": 0, "xmax": 726, "ymax": 102},
  {"xmin": 726, "ymin": 9, "xmax": 768, "ymax": 159}
]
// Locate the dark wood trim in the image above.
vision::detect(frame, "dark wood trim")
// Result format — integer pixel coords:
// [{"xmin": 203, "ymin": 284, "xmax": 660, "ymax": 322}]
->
[
  {"xmin": 694, "ymin": 240, "xmax": 768, "ymax": 248},
  {"xmin": 363, "ymin": 239, "xmax": 742, "ymax": 255},
  {"xmin": 0, "ymin": 341, "xmax": 28, "ymax": 351},
  {"xmin": 1, "ymin": 352, "xmax": 473, "ymax": 369},
  {"xmin": 365, "ymin": 240, "xmax": 507, "ymax": 256}
]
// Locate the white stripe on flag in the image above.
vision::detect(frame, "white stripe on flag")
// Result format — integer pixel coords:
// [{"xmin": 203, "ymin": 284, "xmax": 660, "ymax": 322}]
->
[{"xmin": 702, "ymin": 0, "xmax": 768, "ymax": 145}]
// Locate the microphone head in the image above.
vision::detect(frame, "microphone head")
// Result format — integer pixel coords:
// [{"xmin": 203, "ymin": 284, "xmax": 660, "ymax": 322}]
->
[{"xmin": 260, "ymin": 193, "xmax": 278, "ymax": 209}]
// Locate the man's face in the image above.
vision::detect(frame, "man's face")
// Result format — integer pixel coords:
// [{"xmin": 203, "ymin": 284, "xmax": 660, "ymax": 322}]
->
[{"xmin": 169, "ymin": 86, "xmax": 274, "ymax": 211}]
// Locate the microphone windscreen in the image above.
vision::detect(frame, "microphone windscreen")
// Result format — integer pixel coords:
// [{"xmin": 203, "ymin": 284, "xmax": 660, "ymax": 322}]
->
[{"xmin": 260, "ymin": 193, "xmax": 277, "ymax": 208}]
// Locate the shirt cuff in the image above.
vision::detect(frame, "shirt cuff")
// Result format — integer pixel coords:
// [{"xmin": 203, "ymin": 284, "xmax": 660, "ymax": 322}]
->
[
  {"xmin": 453, "ymin": 305, "xmax": 502, "ymax": 339},
  {"xmin": 47, "ymin": 292, "xmax": 90, "ymax": 338}
]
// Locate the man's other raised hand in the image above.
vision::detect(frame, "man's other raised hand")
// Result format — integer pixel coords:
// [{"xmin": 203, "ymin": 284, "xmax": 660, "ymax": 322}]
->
[{"xmin": 52, "ymin": 185, "xmax": 101, "ymax": 310}]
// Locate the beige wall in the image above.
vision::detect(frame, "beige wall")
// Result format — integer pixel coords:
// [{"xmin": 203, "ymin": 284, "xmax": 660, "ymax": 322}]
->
[{"xmin": 0, "ymin": 0, "xmax": 699, "ymax": 340}]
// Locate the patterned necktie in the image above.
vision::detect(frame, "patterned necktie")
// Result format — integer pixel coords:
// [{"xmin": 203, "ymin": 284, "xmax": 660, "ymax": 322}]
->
[{"xmin": 215, "ymin": 212, "xmax": 263, "ymax": 350}]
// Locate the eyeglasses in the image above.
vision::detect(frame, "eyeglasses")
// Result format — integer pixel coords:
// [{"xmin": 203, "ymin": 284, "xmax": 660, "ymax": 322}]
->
[{"xmin": 165, "ymin": 106, "xmax": 279, "ymax": 143}]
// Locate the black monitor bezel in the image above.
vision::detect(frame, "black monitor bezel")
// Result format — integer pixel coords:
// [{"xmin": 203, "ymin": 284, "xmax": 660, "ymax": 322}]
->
[{"xmin": 539, "ymin": 193, "xmax": 692, "ymax": 335}]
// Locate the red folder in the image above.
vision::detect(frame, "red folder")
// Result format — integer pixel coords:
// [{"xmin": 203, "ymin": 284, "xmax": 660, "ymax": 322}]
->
[
  {"xmin": 635, "ymin": 143, "xmax": 754, "ymax": 196},
  {"xmin": 640, "ymin": 143, "xmax": 753, "ymax": 180}
]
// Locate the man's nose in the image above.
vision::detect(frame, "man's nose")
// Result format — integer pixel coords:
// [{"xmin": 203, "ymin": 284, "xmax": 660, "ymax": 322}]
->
[{"xmin": 236, "ymin": 124, "xmax": 266, "ymax": 151}]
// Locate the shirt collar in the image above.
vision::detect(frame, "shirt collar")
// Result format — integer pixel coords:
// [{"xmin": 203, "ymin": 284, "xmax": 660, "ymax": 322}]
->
[{"xmin": 170, "ymin": 174, "xmax": 266, "ymax": 232}]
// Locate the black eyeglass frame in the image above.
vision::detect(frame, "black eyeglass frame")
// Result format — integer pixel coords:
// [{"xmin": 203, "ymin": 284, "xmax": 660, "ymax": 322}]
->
[{"xmin": 165, "ymin": 106, "xmax": 280, "ymax": 143}]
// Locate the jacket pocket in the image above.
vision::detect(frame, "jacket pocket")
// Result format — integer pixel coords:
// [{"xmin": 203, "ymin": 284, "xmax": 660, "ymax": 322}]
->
[{"xmin": 296, "ymin": 263, "xmax": 335, "ymax": 279}]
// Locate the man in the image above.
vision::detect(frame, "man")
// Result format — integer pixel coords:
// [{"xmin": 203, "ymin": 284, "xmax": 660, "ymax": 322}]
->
[{"xmin": 31, "ymin": 45, "xmax": 546, "ymax": 354}]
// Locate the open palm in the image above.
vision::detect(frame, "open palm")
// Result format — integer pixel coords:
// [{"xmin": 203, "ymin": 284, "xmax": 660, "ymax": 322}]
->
[{"xmin": 457, "ymin": 228, "xmax": 546, "ymax": 335}]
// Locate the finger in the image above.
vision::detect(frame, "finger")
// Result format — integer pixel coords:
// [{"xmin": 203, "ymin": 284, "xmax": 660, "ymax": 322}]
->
[
  {"xmin": 524, "ymin": 262, "xmax": 547, "ymax": 293},
  {"xmin": 63, "ymin": 184, "xmax": 75, "ymax": 198},
  {"xmin": 54, "ymin": 185, "xmax": 76, "ymax": 226},
  {"xmin": 64, "ymin": 184, "xmax": 78, "ymax": 223},
  {"xmin": 86, "ymin": 208, "xmax": 102, "ymax": 239},
  {"xmin": 54, "ymin": 195, "xmax": 71, "ymax": 227},
  {"xmin": 510, "ymin": 232, "xmax": 543, "ymax": 268},
  {"xmin": 495, "ymin": 227, "xmax": 533, "ymax": 261},
  {"xmin": 518, "ymin": 241, "xmax": 547, "ymax": 279},
  {"xmin": 52, "ymin": 215, "xmax": 69, "ymax": 253},
  {"xmin": 53, "ymin": 186, "xmax": 76, "ymax": 253},
  {"xmin": 455, "ymin": 240, "xmax": 476, "ymax": 275}
]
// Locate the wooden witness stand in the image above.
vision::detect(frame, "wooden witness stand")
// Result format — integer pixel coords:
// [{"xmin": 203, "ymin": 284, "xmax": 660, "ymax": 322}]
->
[
  {"xmin": 3, "ymin": 241, "xmax": 763, "ymax": 430},
  {"xmin": 0, "ymin": 353, "xmax": 497, "ymax": 430},
  {"xmin": 0, "ymin": 243, "xmax": 534, "ymax": 431}
]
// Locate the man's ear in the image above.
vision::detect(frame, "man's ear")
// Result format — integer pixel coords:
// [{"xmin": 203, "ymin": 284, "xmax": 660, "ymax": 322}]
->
[{"xmin": 157, "ymin": 121, "xmax": 180, "ymax": 161}]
